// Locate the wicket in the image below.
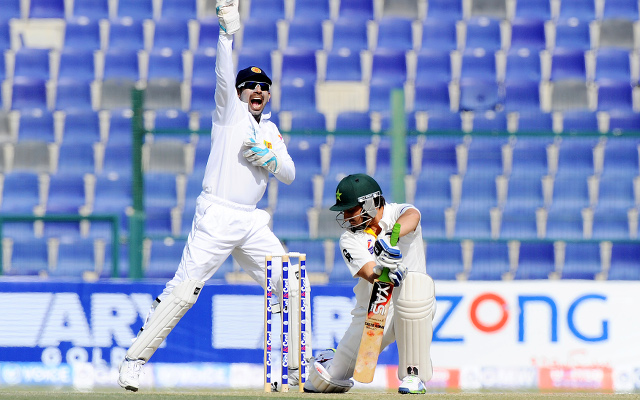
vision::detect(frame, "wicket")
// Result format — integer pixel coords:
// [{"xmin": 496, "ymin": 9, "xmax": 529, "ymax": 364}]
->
[{"xmin": 264, "ymin": 252, "xmax": 309, "ymax": 393}]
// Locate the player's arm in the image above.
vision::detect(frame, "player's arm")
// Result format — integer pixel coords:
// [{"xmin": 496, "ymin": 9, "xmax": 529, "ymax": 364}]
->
[
  {"xmin": 355, "ymin": 261, "xmax": 379, "ymax": 284},
  {"xmin": 269, "ymin": 127, "xmax": 295, "ymax": 184},
  {"xmin": 213, "ymin": 1, "xmax": 240, "ymax": 124},
  {"xmin": 395, "ymin": 207, "xmax": 420, "ymax": 237}
]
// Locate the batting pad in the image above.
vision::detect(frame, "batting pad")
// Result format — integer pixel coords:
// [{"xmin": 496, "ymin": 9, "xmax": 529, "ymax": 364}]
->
[
  {"xmin": 394, "ymin": 272, "xmax": 435, "ymax": 383},
  {"xmin": 127, "ymin": 279, "xmax": 205, "ymax": 361}
]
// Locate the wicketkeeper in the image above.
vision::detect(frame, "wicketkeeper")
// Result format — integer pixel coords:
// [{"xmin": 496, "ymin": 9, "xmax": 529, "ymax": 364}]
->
[
  {"xmin": 117, "ymin": 1, "xmax": 308, "ymax": 391},
  {"xmin": 304, "ymin": 174, "xmax": 436, "ymax": 394}
]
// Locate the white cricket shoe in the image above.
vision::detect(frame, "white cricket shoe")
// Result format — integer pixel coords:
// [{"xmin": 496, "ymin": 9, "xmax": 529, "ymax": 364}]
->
[
  {"xmin": 398, "ymin": 375, "xmax": 426, "ymax": 394},
  {"xmin": 118, "ymin": 357, "xmax": 144, "ymax": 392},
  {"xmin": 288, "ymin": 367, "xmax": 300, "ymax": 387}
]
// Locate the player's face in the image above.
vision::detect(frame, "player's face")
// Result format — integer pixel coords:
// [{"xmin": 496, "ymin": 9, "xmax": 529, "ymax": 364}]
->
[
  {"xmin": 238, "ymin": 82, "xmax": 270, "ymax": 116},
  {"xmin": 337, "ymin": 204, "xmax": 371, "ymax": 230}
]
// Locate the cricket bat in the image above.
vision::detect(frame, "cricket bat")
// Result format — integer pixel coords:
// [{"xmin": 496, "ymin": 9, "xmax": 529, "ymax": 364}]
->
[{"xmin": 352, "ymin": 223, "xmax": 401, "ymax": 383}]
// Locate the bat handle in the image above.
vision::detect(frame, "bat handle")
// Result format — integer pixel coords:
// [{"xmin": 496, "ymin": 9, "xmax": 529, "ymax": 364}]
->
[{"xmin": 390, "ymin": 223, "xmax": 401, "ymax": 246}]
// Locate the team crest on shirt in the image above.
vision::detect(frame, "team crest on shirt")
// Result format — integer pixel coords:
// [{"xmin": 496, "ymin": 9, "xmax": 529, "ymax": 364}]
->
[
  {"xmin": 264, "ymin": 140, "xmax": 272, "ymax": 149},
  {"xmin": 367, "ymin": 238, "xmax": 374, "ymax": 254}
]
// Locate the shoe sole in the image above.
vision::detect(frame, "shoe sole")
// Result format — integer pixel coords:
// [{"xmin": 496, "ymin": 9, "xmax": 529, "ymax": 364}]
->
[
  {"xmin": 118, "ymin": 379, "xmax": 139, "ymax": 392},
  {"xmin": 398, "ymin": 388, "xmax": 426, "ymax": 394}
]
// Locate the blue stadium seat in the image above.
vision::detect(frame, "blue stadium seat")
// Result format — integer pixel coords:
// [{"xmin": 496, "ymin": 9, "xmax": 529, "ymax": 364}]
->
[
  {"xmin": 237, "ymin": 48, "xmax": 272, "ymax": 78},
  {"xmin": 371, "ymin": 49, "xmax": 407, "ymax": 85},
  {"xmin": 152, "ymin": 19, "xmax": 189, "ymax": 51},
  {"xmin": 285, "ymin": 239, "xmax": 325, "ymax": 273},
  {"xmin": 420, "ymin": 20, "xmax": 457, "ymax": 51},
  {"xmin": 52, "ymin": 239, "xmax": 97, "ymax": 277},
  {"xmin": 58, "ymin": 49, "xmax": 95, "ymax": 82},
  {"xmin": 414, "ymin": 173, "xmax": 452, "ymax": 212},
  {"xmin": 0, "ymin": 20, "xmax": 10, "ymax": 52},
  {"xmin": 286, "ymin": 18, "xmax": 324, "ymax": 51},
  {"xmin": 146, "ymin": 239, "xmax": 184, "ymax": 279},
  {"xmin": 92, "ymin": 174, "xmax": 132, "ymax": 213},
  {"xmin": 106, "ymin": 109, "xmax": 132, "ymax": 144},
  {"xmin": 415, "ymin": 49, "xmax": 452, "ymax": 83},
  {"xmin": 471, "ymin": 111, "xmax": 507, "ymax": 133},
  {"xmin": 0, "ymin": 172, "xmax": 40, "ymax": 213},
  {"xmin": 458, "ymin": 174, "xmax": 498, "ymax": 212},
  {"xmin": 147, "ymin": 49, "xmax": 184, "ymax": 80},
  {"xmin": 561, "ymin": 242, "xmax": 602, "ymax": 279},
  {"xmin": 596, "ymin": 174, "xmax": 635, "ymax": 210},
  {"xmin": 288, "ymin": 110, "xmax": 325, "ymax": 131},
  {"xmin": 550, "ymin": 48, "xmax": 586, "ymax": 80},
  {"xmin": 376, "ymin": 17, "xmax": 414, "ymax": 51},
  {"xmin": 57, "ymin": 142, "xmax": 96, "ymax": 176},
  {"xmin": 1, "ymin": 0, "xmax": 21, "ymax": 20},
  {"xmin": 272, "ymin": 209, "xmax": 309, "ymax": 239},
  {"xmin": 72, "ymin": 0, "xmax": 109, "ymax": 19},
  {"xmin": 603, "ymin": 0, "xmax": 639, "ymax": 19},
  {"xmin": 102, "ymin": 142, "xmax": 132, "ymax": 178},
  {"xmin": 425, "ymin": 0, "xmax": 462, "ymax": 20},
  {"xmin": 514, "ymin": 242, "xmax": 555, "ymax": 279},
  {"xmin": 425, "ymin": 112, "xmax": 462, "ymax": 132},
  {"xmin": 554, "ymin": 19, "xmax": 592, "ymax": 50},
  {"xmin": 561, "ymin": 110, "xmax": 599, "ymax": 133},
  {"xmin": 545, "ymin": 208, "xmax": 584, "ymax": 240},
  {"xmin": 276, "ymin": 174, "xmax": 314, "ymax": 216},
  {"xmin": 459, "ymin": 78, "xmax": 503, "ymax": 111},
  {"xmin": 116, "ymin": 0, "xmax": 153, "ymax": 20},
  {"xmin": 64, "ymin": 19, "xmax": 101, "ymax": 50},
  {"xmin": 510, "ymin": 18, "xmax": 546, "ymax": 50},
  {"xmin": 608, "ymin": 243, "xmax": 640, "ymax": 280},
  {"xmin": 13, "ymin": 48, "xmax": 50, "ymax": 80},
  {"xmin": 102, "ymin": 49, "xmax": 140, "ymax": 80},
  {"xmin": 46, "ymin": 174, "xmax": 86, "ymax": 214},
  {"xmin": 145, "ymin": 206, "xmax": 174, "ymax": 237},
  {"xmin": 550, "ymin": 175, "xmax": 590, "ymax": 210},
  {"xmin": 325, "ymin": 52, "xmax": 362, "ymax": 81},
  {"xmin": 514, "ymin": 111, "xmax": 553, "ymax": 133},
  {"xmin": 152, "ymin": 109, "xmax": 190, "ymax": 133},
  {"xmin": 197, "ymin": 19, "xmax": 219, "ymax": 51},
  {"xmin": 338, "ymin": 0, "xmax": 373, "ymax": 21},
  {"xmin": 419, "ymin": 207, "xmax": 447, "ymax": 238},
  {"xmin": 601, "ymin": 138, "xmax": 640, "ymax": 177},
  {"xmin": 17, "ymin": 110, "xmax": 55, "ymax": 142},
  {"xmin": 414, "ymin": 81, "xmax": 451, "ymax": 112},
  {"xmin": 160, "ymin": 0, "xmax": 197, "ymax": 20},
  {"xmin": 591, "ymin": 207, "xmax": 630, "ymax": 240},
  {"xmin": 192, "ymin": 50, "xmax": 216, "ymax": 82},
  {"xmin": 248, "ymin": 0, "xmax": 285, "ymax": 21},
  {"xmin": 106, "ymin": 20, "xmax": 144, "ymax": 51},
  {"xmin": 500, "ymin": 206, "xmax": 538, "ymax": 239},
  {"xmin": 7, "ymin": 239, "xmax": 49, "ymax": 276},
  {"xmin": 505, "ymin": 175, "xmax": 544, "ymax": 210},
  {"xmin": 467, "ymin": 242, "xmax": 510, "ymax": 280},
  {"xmin": 293, "ymin": 0, "xmax": 330, "ymax": 20},
  {"xmin": 597, "ymin": 80, "xmax": 634, "ymax": 111},
  {"xmin": 454, "ymin": 208, "xmax": 492, "ymax": 239},
  {"xmin": 509, "ymin": 137, "xmax": 552, "ymax": 177},
  {"xmin": 280, "ymin": 49, "xmax": 317, "ymax": 84},
  {"xmin": 190, "ymin": 80, "xmax": 216, "ymax": 112},
  {"xmin": 465, "ymin": 137, "xmax": 506, "ymax": 176},
  {"xmin": 369, "ymin": 80, "xmax": 401, "ymax": 112},
  {"xmin": 460, "ymin": 48, "xmax": 497, "ymax": 81},
  {"xmin": 241, "ymin": 20, "xmax": 279, "ymax": 51},
  {"xmin": 279, "ymin": 81, "xmax": 316, "ymax": 111},
  {"xmin": 55, "ymin": 79, "xmax": 93, "ymax": 111},
  {"xmin": 505, "ymin": 48, "xmax": 542, "ymax": 81},
  {"xmin": 514, "ymin": 0, "xmax": 551, "ymax": 19},
  {"xmin": 420, "ymin": 137, "xmax": 461, "ymax": 176},
  {"xmin": 607, "ymin": 110, "xmax": 640, "ymax": 133},
  {"xmin": 144, "ymin": 172, "xmax": 178, "ymax": 210},
  {"xmin": 425, "ymin": 241, "xmax": 464, "ymax": 280},
  {"xmin": 555, "ymin": 139, "xmax": 596, "ymax": 177},
  {"xmin": 103, "ymin": 242, "xmax": 129, "ymax": 278},
  {"xmin": 334, "ymin": 111, "xmax": 370, "ymax": 132},
  {"xmin": 330, "ymin": 19, "xmax": 368, "ymax": 53},
  {"xmin": 286, "ymin": 135, "xmax": 322, "ymax": 177},
  {"xmin": 504, "ymin": 79, "xmax": 541, "ymax": 112},
  {"xmin": 558, "ymin": 0, "xmax": 596, "ymax": 21},
  {"xmin": 594, "ymin": 48, "xmax": 632, "ymax": 82},
  {"xmin": 29, "ymin": 0, "xmax": 64, "ymax": 18},
  {"xmin": 463, "ymin": 18, "xmax": 502, "ymax": 51}
]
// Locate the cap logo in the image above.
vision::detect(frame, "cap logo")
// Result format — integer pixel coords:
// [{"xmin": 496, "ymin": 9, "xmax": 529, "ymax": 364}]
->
[
  {"xmin": 251, "ymin": 67, "xmax": 262, "ymax": 73},
  {"xmin": 357, "ymin": 191, "xmax": 380, "ymax": 203},
  {"xmin": 335, "ymin": 190, "xmax": 342, "ymax": 201}
]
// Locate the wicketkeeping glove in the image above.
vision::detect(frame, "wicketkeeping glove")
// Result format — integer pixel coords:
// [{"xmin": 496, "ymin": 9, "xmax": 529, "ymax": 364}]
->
[
  {"xmin": 216, "ymin": 0, "xmax": 240, "ymax": 35},
  {"xmin": 243, "ymin": 138, "xmax": 281, "ymax": 174}
]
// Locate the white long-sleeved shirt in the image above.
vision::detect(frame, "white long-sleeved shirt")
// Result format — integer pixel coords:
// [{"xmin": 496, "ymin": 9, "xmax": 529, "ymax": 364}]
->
[{"xmin": 200, "ymin": 33, "xmax": 295, "ymax": 206}]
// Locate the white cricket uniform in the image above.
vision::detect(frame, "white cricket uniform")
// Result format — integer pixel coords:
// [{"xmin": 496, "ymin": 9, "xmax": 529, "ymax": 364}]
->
[
  {"xmin": 326, "ymin": 203, "xmax": 429, "ymax": 380},
  {"xmin": 158, "ymin": 32, "xmax": 295, "ymax": 300}
]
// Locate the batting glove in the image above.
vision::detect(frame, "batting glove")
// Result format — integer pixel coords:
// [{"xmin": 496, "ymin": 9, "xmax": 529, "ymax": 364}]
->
[
  {"xmin": 243, "ymin": 138, "xmax": 281, "ymax": 174},
  {"xmin": 374, "ymin": 236, "xmax": 403, "ymax": 269},
  {"xmin": 216, "ymin": 0, "xmax": 240, "ymax": 35},
  {"xmin": 372, "ymin": 262, "xmax": 407, "ymax": 287}
]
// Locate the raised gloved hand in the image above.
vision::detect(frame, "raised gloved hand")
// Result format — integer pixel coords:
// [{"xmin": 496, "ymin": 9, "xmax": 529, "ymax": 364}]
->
[
  {"xmin": 243, "ymin": 138, "xmax": 281, "ymax": 174},
  {"xmin": 216, "ymin": 0, "xmax": 240, "ymax": 35}
]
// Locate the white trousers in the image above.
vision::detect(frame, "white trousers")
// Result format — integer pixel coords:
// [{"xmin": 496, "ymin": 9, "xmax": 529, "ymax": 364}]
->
[{"xmin": 159, "ymin": 192, "xmax": 286, "ymax": 300}]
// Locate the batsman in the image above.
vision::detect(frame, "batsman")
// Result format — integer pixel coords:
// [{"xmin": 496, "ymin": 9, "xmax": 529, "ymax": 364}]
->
[{"xmin": 304, "ymin": 174, "xmax": 436, "ymax": 394}]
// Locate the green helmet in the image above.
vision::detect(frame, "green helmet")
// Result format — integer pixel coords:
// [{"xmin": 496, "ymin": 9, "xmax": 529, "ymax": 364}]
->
[{"xmin": 330, "ymin": 173, "xmax": 382, "ymax": 212}]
